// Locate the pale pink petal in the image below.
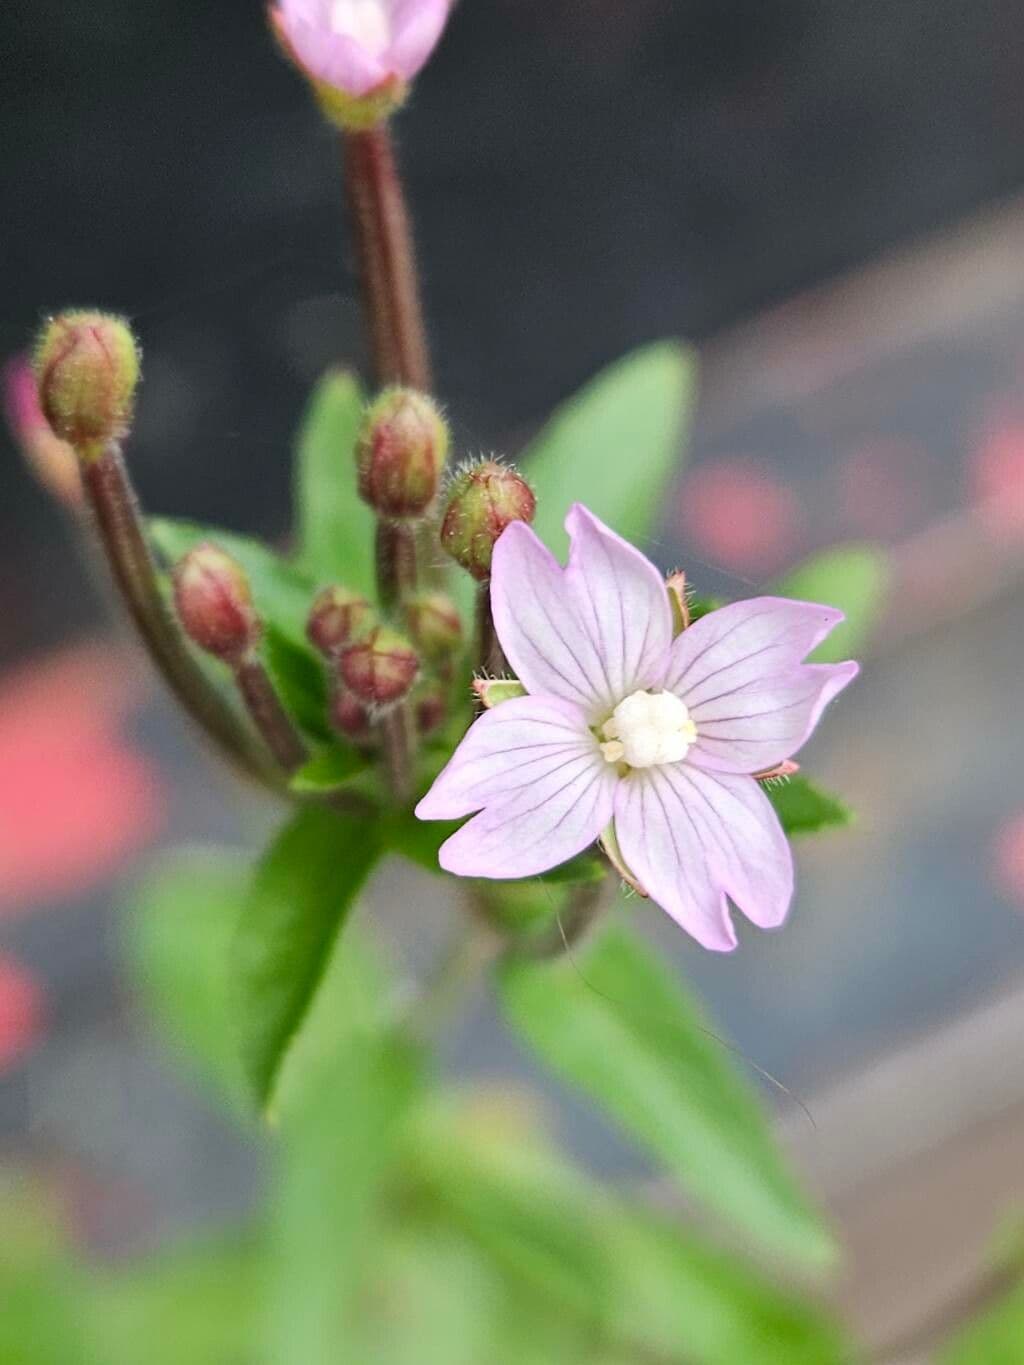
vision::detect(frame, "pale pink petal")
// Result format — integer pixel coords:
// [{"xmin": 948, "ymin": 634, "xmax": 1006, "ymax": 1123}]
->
[
  {"xmin": 277, "ymin": 13, "xmax": 390, "ymax": 95},
  {"xmin": 663, "ymin": 597, "xmax": 857, "ymax": 774},
  {"xmin": 388, "ymin": 0, "xmax": 450, "ymax": 78},
  {"xmin": 415, "ymin": 697, "xmax": 616, "ymax": 879},
  {"xmin": 490, "ymin": 506, "xmax": 671, "ymax": 721},
  {"xmin": 613, "ymin": 766, "xmax": 794, "ymax": 951}
]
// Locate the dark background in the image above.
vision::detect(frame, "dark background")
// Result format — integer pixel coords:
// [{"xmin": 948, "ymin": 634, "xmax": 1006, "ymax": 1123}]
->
[{"xmin": 4, "ymin": 0, "xmax": 1024, "ymax": 661}]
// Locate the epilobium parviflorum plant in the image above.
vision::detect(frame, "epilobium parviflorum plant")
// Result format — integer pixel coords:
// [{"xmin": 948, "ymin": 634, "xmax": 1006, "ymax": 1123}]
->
[{"xmin": 8, "ymin": 5, "xmax": 921, "ymax": 1362}]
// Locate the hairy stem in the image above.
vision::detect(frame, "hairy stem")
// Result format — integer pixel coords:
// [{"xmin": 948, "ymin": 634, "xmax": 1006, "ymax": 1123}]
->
[
  {"xmin": 475, "ymin": 582, "xmax": 505, "ymax": 678},
  {"xmin": 375, "ymin": 518, "xmax": 419, "ymax": 612},
  {"xmin": 234, "ymin": 655, "xmax": 309, "ymax": 774},
  {"xmin": 81, "ymin": 445, "xmax": 277, "ymax": 785}
]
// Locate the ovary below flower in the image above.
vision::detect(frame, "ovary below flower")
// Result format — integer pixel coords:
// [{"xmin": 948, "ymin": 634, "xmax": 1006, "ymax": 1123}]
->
[{"xmin": 415, "ymin": 503, "xmax": 858, "ymax": 952}]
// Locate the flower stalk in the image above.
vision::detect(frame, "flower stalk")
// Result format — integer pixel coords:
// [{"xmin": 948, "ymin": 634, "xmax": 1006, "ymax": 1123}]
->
[{"xmin": 233, "ymin": 655, "xmax": 309, "ymax": 774}]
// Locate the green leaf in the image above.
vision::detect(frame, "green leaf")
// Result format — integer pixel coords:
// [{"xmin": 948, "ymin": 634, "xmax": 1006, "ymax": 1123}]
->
[
  {"xmin": 124, "ymin": 850, "xmax": 249, "ymax": 1108},
  {"xmin": 270, "ymin": 1037, "xmax": 421, "ymax": 1365},
  {"xmin": 939, "ymin": 1282, "xmax": 1024, "ymax": 1363},
  {"xmin": 523, "ymin": 342, "xmax": 697, "ymax": 556},
  {"xmin": 233, "ymin": 805, "xmax": 383, "ymax": 1115},
  {"xmin": 262, "ymin": 623, "xmax": 333, "ymax": 745},
  {"xmin": 289, "ymin": 744, "xmax": 369, "ymax": 794},
  {"xmin": 773, "ymin": 543, "xmax": 890, "ymax": 662},
  {"xmin": 766, "ymin": 776, "xmax": 852, "ymax": 838},
  {"xmin": 499, "ymin": 925, "xmax": 835, "ymax": 1271},
  {"xmin": 292, "ymin": 369, "xmax": 376, "ymax": 596},
  {"xmin": 537, "ymin": 852, "xmax": 607, "ymax": 885},
  {"xmin": 150, "ymin": 517, "xmax": 316, "ymax": 647},
  {"xmin": 0, "ymin": 1176, "xmax": 90, "ymax": 1364},
  {"xmin": 383, "ymin": 810, "xmax": 460, "ymax": 875}
]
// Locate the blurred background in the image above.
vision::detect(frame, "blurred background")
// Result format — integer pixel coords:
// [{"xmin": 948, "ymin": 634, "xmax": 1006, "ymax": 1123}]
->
[{"xmin": 3, "ymin": 0, "xmax": 1024, "ymax": 1357}]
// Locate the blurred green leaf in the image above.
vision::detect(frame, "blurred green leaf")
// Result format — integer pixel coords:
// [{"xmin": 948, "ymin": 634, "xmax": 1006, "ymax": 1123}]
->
[
  {"xmin": 524, "ymin": 342, "xmax": 697, "ymax": 556},
  {"xmin": 537, "ymin": 852, "xmax": 606, "ymax": 886},
  {"xmin": 292, "ymin": 369, "xmax": 376, "ymax": 596},
  {"xmin": 0, "ymin": 1177, "xmax": 90, "ymax": 1364},
  {"xmin": 124, "ymin": 849, "xmax": 249, "ymax": 1108},
  {"xmin": 767, "ymin": 776, "xmax": 852, "ymax": 838},
  {"xmin": 150, "ymin": 517, "xmax": 316, "ymax": 648},
  {"xmin": 271, "ymin": 1037, "xmax": 422, "ymax": 1365},
  {"xmin": 773, "ymin": 543, "xmax": 890, "ymax": 662},
  {"xmin": 939, "ymin": 1282, "xmax": 1024, "ymax": 1364},
  {"xmin": 383, "ymin": 810, "xmax": 460, "ymax": 874},
  {"xmin": 499, "ymin": 925, "xmax": 835, "ymax": 1271},
  {"xmin": 233, "ymin": 805, "xmax": 383, "ymax": 1116},
  {"xmin": 289, "ymin": 744, "xmax": 369, "ymax": 794},
  {"xmin": 262, "ymin": 623, "xmax": 333, "ymax": 745}
]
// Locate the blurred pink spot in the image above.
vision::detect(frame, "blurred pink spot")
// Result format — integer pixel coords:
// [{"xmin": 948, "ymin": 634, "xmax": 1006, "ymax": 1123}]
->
[
  {"xmin": 0, "ymin": 645, "xmax": 164, "ymax": 916},
  {"xmin": 678, "ymin": 457, "xmax": 800, "ymax": 575},
  {"xmin": 839, "ymin": 437, "xmax": 934, "ymax": 539},
  {"xmin": 969, "ymin": 417, "xmax": 1024, "ymax": 537},
  {"xmin": 0, "ymin": 956, "xmax": 46, "ymax": 1071},
  {"xmin": 3, "ymin": 354, "xmax": 82, "ymax": 511},
  {"xmin": 992, "ymin": 811, "xmax": 1024, "ymax": 909}
]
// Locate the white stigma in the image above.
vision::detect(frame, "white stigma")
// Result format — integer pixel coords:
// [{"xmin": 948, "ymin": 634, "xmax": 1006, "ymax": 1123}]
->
[
  {"xmin": 599, "ymin": 690, "xmax": 697, "ymax": 769},
  {"xmin": 329, "ymin": 0, "xmax": 391, "ymax": 53}
]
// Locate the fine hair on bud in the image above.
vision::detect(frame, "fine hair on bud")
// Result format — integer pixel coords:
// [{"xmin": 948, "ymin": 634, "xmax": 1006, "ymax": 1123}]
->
[
  {"xmin": 33, "ymin": 311, "xmax": 141, "ymax": 455},
  {"xmin": 404, "ymin": 591, "xmax": 463, "ymax": 661},
  {"xmin": 357, "ymin": 387, "xmax": 449, "ymax": 519},
  {"xmin": 338, "ymin": 626, "xmax": 420, "ymax": 710},
  {"xmin": 439, "ymin": 459, "xmax": 536, "ymax": 580},
  {"xmin": 307, "ymin": 585, "xmax": 374, "ymax": 657},
  {"xmin": 173, "ymin": 543, "xmax": 260, "ymax": 664}
]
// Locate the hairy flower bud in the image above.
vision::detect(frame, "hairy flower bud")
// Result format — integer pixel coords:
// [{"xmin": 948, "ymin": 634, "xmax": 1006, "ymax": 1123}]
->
[
  {"xmin": 357, "ymin": 388, "xmax": 448, "ymax": 519},
  {"xmin": 306, "ymin": 585, "xmax": 374, "ymax": 657},
  {"xmin": 33, "ymin": 312, "xmax": 140, "ymax": 457},
  {"xmin": 339, "ymin": 626, "xmax": 419, "ymax": 709},
  {"xmin": 404, "ymin": 591, "xmax": 462, "ymax": 662},
  {"xmin": 173, "ymin": 544, "xmax": 260, "ymax": 664},
  {"xmin": 440, "ymin": 460, "xmax": 536, "ymax": 580},
  {"xmin": 330, "ymin": 689, "xmax": 375, "ymax": 743}
]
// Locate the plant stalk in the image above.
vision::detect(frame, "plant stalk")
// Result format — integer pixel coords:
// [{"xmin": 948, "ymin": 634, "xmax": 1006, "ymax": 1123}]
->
[{"xmin": 234, "ymin": 655, "xmax": 309, "ymax": 774}]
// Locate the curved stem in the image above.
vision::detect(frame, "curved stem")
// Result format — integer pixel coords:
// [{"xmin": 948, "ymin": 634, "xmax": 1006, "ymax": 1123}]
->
[{"xmin": 234, "ymin": 655, "xmax": 309, "ymax": 773}]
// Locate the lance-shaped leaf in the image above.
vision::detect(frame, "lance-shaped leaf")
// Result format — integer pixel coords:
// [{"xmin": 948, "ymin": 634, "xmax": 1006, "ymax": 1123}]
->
[
  {"xmin": 767, "ymin": 775, "xmax": 852, "ymax": 838},
  {"xmin": 233, "ymin": 805, "xmax": 383, "ymax": 1116},
  {"xmin": 499, "ymin": 925, "xmax": 835, "ymax": 1271}
]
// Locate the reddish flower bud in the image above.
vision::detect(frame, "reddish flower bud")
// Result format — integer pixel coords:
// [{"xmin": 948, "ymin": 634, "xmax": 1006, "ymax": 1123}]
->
[
  {"xmin": 306, "ymin": 585, "xmax": 374, "ymax": 656},
  {"xmin": 404, "ymin": 591, "xmax": 463, "ymax": 661},
  {"xmin": 357, "ymin": 387, "xmax": 449, "ymax": 519},
  {"xmin": 33, "ymin": 312, "xmax": 140, "ymax": 457},
  {"xmin": 173, "ymin": 544, "xmax": 260, "ymax": 664},
  {"xmin": 3, "ymin": 355, "xmax": 82, "ymax": 510},
  {"xmin": 329, "ymin": 689, "xmax": 375, "ymax": 743},
  {"xmin": 440, "ymin": 460, "xmax": 536, "ymax": 580},
  {"xmin": 415, "ymin": 684, "xmax": 447, "ymax": 735},
  {"xmin": 338, "ymin": 627, "xmax": 419, "ymax": 709}
]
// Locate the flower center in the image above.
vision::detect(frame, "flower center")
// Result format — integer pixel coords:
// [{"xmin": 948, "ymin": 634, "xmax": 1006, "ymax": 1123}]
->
[
  {"xmin": 599, "ymin": 690, "xmax": 697, "ymax": 769},
  {"xmin": 329, "ymin": 0, "xmax": 391, "ymax": 53}
]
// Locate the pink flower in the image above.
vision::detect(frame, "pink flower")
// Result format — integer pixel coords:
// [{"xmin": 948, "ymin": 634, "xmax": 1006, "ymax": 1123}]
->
[
  {"xmin": 270, "ymin": 0, "xmax": 451, "ymax": 98},
  {"xmin": 416, "ymin": 506, "xmax": 857, "ymax": 951}
]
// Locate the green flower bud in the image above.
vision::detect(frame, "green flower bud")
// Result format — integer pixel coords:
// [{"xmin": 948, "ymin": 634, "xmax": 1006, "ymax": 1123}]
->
[
  {"xmin": 34, "ymin": 311, "xmax": 140, "ymax": 458},
  {"xmin": 440, "ymin": 460, "xmax": 536, "ymax": 581},
  {"xmin": 404, "ymin": 591, "xmax": 463, "ymax": 662},
  {"xmin": 306, "ymin": 585, "xmax": 374, "ymax": 657},
  {"xmin": 173, "ymin": 544, "xmax": 260, "ymax": 664},
  {"xmin": 338, "ymin": 626, "xmax": 419, "ymax": 710},
  {"xmin": 357, "ymin": 387, "xmax": 449, "ymax": 519}
]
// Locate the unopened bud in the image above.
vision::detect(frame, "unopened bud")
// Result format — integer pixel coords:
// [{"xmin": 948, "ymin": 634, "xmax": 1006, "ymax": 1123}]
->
[
  {"xmin": 357, "ymin": 388, "xmax": 448, "ymax": 519},
  {"xmin": 404, "ymin": 591, "xmax": 462, "ymax": 662},
  {"xmin": 440, "ymin": 460, "xmax": 536, "ymax": 580},
  {"xmin": 415, "ymin": 684, "xmax": 447, "ymax": 735},
  {"xmin": 338, "ymin": 627, "xmax": 419, "ymax": 709},
  {"xmin": 329, "ymin": 689, "xmax": 375, "ymax": 743},
  {"xmin": 173, "ymin": 543, "xmax": 260, "ymax": 663},
  {"xmin": 3, "ymin": 356, "xmax": 82, "ymax": 510},
  {"xmin": 33, "ymin": 312, "xmax": 140, "ymax": 457},
  {"xmin": 306, "ymin": 585, "xmax": 373, "ymax": 657}
]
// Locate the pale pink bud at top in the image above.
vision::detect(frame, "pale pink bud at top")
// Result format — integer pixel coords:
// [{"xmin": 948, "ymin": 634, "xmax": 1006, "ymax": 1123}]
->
[
  {"xmin": 338, "ymin": 626, "xmax": 419, "ymax": 709},
  {"xmin": 173, "ymin": 544, "xmax": 260, "ymax": 664},
  {"xmin": 3, "ymin": 355, "xmax": 82, "ymax": 510},
  {"xmin": 307, "ymin": 584, "xmax": 374, "ymax": 656},
  {"xmin": 270, "ymin": 0, "xmax": 451, "ymax": 129},
  {"xmin": 440, "ymin": 460, "xmax": 536, "ymax": 581}
]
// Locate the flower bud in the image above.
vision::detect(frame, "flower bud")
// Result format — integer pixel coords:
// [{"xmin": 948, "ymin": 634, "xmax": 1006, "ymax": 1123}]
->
[
  {"xmin": 415, "ymin": 684, "xmax": 447, "ymax": 735},
  {"xmin": 329, "ymin": 689, "xmax": 375, "ymax": 743},
  {"xmin": 440, "ymin": 460, "xmax": 536, "ymax": 580},
  {"xmin": 357, "ymin": 388, "xmax": 448, "ymax": 519},
  {"xmin": 3, "ymin": 355, "xmax": 82, "ymax": 510},
  {"xmin": 338, "ymin": 626, "xmax": 419, "ymax": 709},
  {"xmin": 173, "ymin": 543, "xmax": 260, "ymax": 664},
  {"xmin": 33, "ymin": 312, "xmax": 140, "ymax": 457},
  {"xmin": 404, "ymin": 591, "xmax": 462, "ymax": 662},
  {"xmin": 306, "ymin": 585, "xmax": 373, "ymax": 657}
]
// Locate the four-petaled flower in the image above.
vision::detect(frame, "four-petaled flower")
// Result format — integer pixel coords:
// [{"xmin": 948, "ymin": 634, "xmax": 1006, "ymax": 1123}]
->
[
  {"xmin": 271, "ymin": 0, "xmax": 451, "ymax": 99},
  {"xmin": 416, "ymin": 505, "xmax": 858, "ymax": 951}
]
